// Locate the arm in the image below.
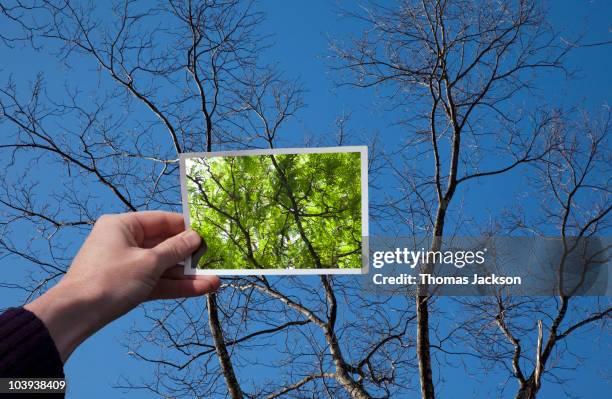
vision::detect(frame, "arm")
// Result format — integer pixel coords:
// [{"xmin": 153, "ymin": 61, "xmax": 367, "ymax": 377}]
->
[{"xmin": 22, "ymin": 211, "xmax": 220, "ymax": 363}]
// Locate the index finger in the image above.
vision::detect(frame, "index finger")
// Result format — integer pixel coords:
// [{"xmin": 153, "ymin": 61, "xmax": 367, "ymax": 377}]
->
[{"xmin": 126, "ymin": 211, "xmax": 186, "ymax": 242}]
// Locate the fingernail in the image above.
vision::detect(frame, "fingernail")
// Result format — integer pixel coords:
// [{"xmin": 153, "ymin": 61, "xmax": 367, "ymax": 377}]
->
[{"xmin": 184, "ymin": 230, "xmax": 201, "ymax": 247}]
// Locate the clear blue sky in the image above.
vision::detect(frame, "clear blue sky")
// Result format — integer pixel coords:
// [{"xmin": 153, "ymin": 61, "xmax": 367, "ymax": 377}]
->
[{"xmin": 0, "ymin": 1, "xmax": 610, "ymax": 398}]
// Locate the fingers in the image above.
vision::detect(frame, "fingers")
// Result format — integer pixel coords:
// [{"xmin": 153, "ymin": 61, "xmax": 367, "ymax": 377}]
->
[
  {"xmin": 128, "ymin": 211, "xmax": 186, "ymax": 244},
  {"xmin": 151, "ymin": 230, "xmax": 202, "ymax": 273},
  {"xmin": 147, "ymin": 276, "xmax": 221, "ymax": 300},
  {"xmin": 141, "ymin": 235, "xmax": 172, "ymax": 249}
]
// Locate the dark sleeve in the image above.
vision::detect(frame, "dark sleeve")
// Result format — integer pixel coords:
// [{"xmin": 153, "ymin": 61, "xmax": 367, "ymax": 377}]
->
[{"xmin": 0, "ymin": 307, "xmax": 65, "ymax": 398}]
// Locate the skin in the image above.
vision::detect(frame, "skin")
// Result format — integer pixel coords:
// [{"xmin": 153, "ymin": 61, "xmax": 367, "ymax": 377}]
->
[{"xmin": 24, "ymin": 211, "xmax": 220, "ymax": 363}]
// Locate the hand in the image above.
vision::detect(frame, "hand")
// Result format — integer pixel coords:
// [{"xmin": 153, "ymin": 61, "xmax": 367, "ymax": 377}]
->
[{"xmin": 25, "ymin": 211, "xmax": 220, "ymax": 362}]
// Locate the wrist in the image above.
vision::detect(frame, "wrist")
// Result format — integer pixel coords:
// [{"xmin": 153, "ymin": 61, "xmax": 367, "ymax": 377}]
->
[{"xmin": 24, "ymin": 279, "xmax": 107, "ymax": 363}]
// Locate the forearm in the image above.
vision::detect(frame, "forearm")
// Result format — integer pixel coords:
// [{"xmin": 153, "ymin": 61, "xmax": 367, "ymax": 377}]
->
[{"xmin": 24, "ymin": 280, "xmax": 106, "ymax": 363}]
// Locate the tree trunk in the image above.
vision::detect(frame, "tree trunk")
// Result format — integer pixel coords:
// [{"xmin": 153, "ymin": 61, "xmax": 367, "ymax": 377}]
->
[
  {"xmin": 515, "ymin": 382, "xmax": 538, "ymax": 399},
  {"xmin": 416, "ymin": 296, "xmax": 435, "ymax": 399},
  {"xmin": 208, "ymin": 293, "xmax": 244, "ymax": 399}
]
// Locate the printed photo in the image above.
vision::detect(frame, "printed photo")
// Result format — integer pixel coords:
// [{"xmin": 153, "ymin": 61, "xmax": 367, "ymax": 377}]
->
[{"xmin": 180, "ymin": 147, "xmax": 368, "ymax": 275}]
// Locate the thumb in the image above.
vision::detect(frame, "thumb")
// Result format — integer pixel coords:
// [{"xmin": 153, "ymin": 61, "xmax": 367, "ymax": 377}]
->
[{"xmin": 152, "ymin": 230, "xmax": 201, "ymax": 272}]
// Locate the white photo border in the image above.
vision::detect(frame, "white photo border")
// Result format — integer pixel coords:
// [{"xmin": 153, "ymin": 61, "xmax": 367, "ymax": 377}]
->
[{"xmin": 179, "ymin": 146, "xmax": 369, "ymax": 276}]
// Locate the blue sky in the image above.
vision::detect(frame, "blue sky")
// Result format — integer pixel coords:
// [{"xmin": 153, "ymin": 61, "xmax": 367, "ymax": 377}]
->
[{"xmin": 0, "ymin": 1, "xmax": 610, "ymax": 398}]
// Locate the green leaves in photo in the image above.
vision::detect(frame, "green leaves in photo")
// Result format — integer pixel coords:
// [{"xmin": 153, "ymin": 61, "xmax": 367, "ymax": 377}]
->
[{"xmin": 186, "ymin": 152, "xmax": 362, "ymax": 270}]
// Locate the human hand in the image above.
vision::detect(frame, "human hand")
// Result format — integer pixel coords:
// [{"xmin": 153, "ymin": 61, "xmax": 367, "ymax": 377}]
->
[{"xmin": 25, "ymin": 211, "xmax": 220, "ymax": 362}]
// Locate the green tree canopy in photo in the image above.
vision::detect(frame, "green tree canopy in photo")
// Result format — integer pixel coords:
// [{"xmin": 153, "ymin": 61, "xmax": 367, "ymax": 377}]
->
[{"xmin": 186, "ymin": 151, "xmax": 363, "ymax": 270}]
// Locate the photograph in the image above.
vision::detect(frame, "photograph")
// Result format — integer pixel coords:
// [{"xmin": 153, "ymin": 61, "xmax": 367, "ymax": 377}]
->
[{"xmin": 180, "ymin": 147, "xmax": 368, "ymax": 275}]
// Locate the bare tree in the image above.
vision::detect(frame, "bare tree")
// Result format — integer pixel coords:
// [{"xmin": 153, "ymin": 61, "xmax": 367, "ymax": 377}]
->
[
  {"xmin": 451, "ymin": 110, "xmax": 611, "ymax": 399},
  {"xmin": 331, "ymin": 0, "xmax": 609, "ymax": 398},
  {"xmin": 516, "ymin": 110, "xmax": 611, "ymax": 398},
  {"xmin": 1, "ymin": 1, "xmax": 414, "ymax": 398}
]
